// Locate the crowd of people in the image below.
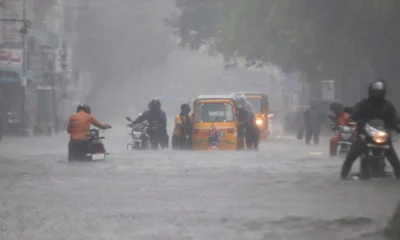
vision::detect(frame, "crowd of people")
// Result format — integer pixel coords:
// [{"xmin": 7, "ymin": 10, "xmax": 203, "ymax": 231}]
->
[
  {"xmin": 290, "ymin": 79, "xmax": 400, "ymax": 179},
  {"xmin": 66, "ymin": 79, "xmax": 400, "ymax": 180},
  {"xmin": 67, "ymin": 95, "xmax": 260, "ymax": 153}
]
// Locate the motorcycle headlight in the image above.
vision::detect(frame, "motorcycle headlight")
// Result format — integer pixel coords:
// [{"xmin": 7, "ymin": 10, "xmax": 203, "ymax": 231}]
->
[
  {"xmin": 373, "ymin": 131, "xmax": 388, "ymax": 144},
  {"xmin": 256, "ymin": 119, "xmax": 263, "ymax": 126}
]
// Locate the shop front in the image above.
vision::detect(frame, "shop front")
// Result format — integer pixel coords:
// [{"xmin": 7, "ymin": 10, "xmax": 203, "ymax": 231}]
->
[{"xmin": 0, "ymin": 48, "xmax": 35, "ymax": 135}]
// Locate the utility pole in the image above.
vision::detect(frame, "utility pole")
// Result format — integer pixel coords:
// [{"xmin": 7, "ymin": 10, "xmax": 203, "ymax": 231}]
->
[
  {"xmin": 30, "ymin": 52, "xmax": 58, "ymax": 134},
  {"xmin": 18, "ymin": 0, "xmax": 28, "ymax": 130},
  {"xmin": 48, "ymin": 54, "xmax": 58, "ymax": 134},
  {"xmin": 21, "ymin": 0, "xmax": 27, "ymax": 127},
  {"xmin": 22, "ymin": 0, "xmax": 27, "ymax": 83}
]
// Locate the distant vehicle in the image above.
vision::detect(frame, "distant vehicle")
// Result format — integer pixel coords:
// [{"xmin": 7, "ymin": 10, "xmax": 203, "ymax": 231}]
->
[{"xmin": 126, "ymin": 116, "xmax": 150, "ymax": 150}]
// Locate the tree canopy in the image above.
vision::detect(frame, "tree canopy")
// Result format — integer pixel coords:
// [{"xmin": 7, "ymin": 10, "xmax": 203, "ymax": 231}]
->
[
  {"xmin": 165, "ymin": 0, "xmax": 225, "ymax": 50},
  {"xmin": 167, "ymin": 0, "xmax": 400, "ymax": 82}
]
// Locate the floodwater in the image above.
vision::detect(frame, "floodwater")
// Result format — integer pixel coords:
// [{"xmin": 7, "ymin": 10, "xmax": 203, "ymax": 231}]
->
[{"xmin": 0, "ymin": 125, "xmax": 398, "ymax": 240}]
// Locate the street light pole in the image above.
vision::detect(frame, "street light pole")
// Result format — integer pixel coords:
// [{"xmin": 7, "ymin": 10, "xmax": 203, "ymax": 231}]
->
[
  {"xmin": 21, "ymin": 0, "xmax": 27, "ymax": 127},
  {"xmin": 22, "ymin": 0, "xmax": 26, "ymax": 82},
  {"xmin": 48, "ymin": 54, "xmax": 58, "ymax": 134}
]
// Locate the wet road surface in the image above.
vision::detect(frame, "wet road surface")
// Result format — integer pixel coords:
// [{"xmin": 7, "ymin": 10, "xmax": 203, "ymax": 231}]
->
[{"xmin": 0, "ymin": 127, "xmax": 398, "ymax": 240}]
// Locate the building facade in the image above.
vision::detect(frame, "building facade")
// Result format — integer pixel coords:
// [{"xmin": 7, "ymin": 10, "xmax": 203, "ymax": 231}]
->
[{"xmin": 0, "ymin": 0, "xmax": 77, "ymax": 134}]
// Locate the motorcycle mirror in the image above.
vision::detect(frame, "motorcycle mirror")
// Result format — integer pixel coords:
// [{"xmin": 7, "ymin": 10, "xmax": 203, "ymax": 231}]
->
[
  {"xmin": 100, "ymin": 137, "xmax": 105, "ymax": 139},
  {"xmin": 126, "ymin": 117, "xmax": 132, "ymax": 121}
]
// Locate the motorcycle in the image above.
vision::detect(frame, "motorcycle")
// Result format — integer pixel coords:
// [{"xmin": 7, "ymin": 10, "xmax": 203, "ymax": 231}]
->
[
  {"xmin": 331, "ymin": 122, "xmax": 356, "ymax": 154},
  {"xmin": 68, "ymin": 128, "xmax": 110, "ymax": 161},
  {"xmin": 359, "ymin": 119, "xmax": 390, "ymax": 179},
  {"xmin": 126, "ymin": 116, "xmax": 150, "ymax": 150},
  {"xmin": 86, "ymin": 128, "xmax": 109, "ymax": 161}
]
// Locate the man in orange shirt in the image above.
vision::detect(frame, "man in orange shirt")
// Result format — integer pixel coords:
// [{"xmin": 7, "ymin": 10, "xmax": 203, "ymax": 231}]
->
[
  {"xmin": 329, "ymin": 101, "xmax": 350, "ymax": 156},
  {"xmin": 68, "ymin": 104, "xmax": 111, "ymax": 160}
]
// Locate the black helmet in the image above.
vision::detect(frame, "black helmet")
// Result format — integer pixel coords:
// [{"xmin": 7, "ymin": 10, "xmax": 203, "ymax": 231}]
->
[
  {"xmin": 329, "ymin": 101, "xmax": 343, "ymax": 114},
  {"xmin": 235, "ymin": 95, "xmax": 246, "ymax": 110},
  {"xmin": 368, "ymin": 79, "xmax": 386, "ymax": 100},
  {"xmin": 77, "ymin": 104, "xmax": 91, "ymax": 114},
  {"xmin": 149, "ymin": 99, "xmax": 161, "ymax": 110},
  {"xmin": 181, "ymin": 103, "xmax": 191, "ymax": 114}
]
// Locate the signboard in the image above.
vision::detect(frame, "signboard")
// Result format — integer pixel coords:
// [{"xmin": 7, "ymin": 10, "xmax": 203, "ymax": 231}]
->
[
  {"xmin": 3, "ymin": 0, "xmax": 23, "ymax": 43},
  {"xmin": 54, "ymin": 46, "xmax": 73, "ymax": 73},
  {"xmin": 321, "ymin": 80, "xmax": 335, "ymax": 101},
  {"xmin": 0, "ymin": 48, "xmax": 22, "ymax": 68}
]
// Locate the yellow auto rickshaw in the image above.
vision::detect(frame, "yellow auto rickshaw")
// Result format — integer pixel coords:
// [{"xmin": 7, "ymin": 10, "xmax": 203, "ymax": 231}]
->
[
  {"xmin": 191, "ymin": 95, "xmax": 239, "ymax": 150},
  {"xmin": 232, "ymin": 92, "xmax": 269, "ymax": 140}
]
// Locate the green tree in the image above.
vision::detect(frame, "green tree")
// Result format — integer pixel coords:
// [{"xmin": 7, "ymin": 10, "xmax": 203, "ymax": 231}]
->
[
  {"xmin": 165, "ymin": 0, "xmax": 225, "ymax": 49},
  {"xmin": 167, "ymin": 0, "xmax": 400, "ymax": 100},
  {"xmin": 217, "ymin": 0, "xmax": 400, "ymax": 97}
]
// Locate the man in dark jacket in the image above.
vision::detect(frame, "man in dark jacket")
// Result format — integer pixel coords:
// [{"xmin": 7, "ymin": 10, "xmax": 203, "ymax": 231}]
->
[
  {"xmin": 340, "ymin": 79, "xmax": 400, "ymax": 179},
  {"xmin": 236, "ymin": 96, "xmax": 260, "ymax": 150},
  {"xmin": 131, "ymin": 99, "xmax": 169, "ymax": 149},
  {"xmin": 304, "ymin": 101, "xmax": 324, "ymax": 145}
]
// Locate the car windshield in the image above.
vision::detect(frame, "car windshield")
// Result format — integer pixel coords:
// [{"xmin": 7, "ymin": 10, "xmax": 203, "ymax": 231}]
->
[
  {"xmin": 246, "ymin": 98, "xmax": 262, "ymax": 112},
  {"xmin": 194, "ymin": 103, "xmax": 234, "ymax": 122}
]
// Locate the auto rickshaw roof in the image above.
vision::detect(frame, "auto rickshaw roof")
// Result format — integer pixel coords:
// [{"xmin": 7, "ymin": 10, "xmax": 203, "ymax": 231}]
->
[
  {"xmin": 195, "ymin": 95, "xmax": 236, "ymax": 100},
  {"xmin": 230, "ymin": 92, "xmax": 268, "ymax": 100}
]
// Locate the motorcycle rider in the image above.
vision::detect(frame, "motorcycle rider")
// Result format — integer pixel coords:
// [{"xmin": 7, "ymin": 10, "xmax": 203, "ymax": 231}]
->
[
  {"xmin": 67, "ymin": 104, "xmax": 111, "ymax": 160},
  {"xmin": 172, "ymin": 103, "xmax": 192, "ymax": 150},
  {"xmin": 340, "ymin": 79, "xmax": 400, "ymax": 179},
  {"xmin": 329, "ymin": 101, "xmax": 351, "ymax": 156},
  {"xmin": 131, "ymin": 99, "xmax": 169, "ymax": 149},
  {"xmin": 236, "ymin": 96, "xmax": 260, "ymax": 150}
]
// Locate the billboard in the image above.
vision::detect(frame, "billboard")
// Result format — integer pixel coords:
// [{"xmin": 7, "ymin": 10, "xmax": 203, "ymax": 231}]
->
[
  {"xmin": 0, "ymin": 48, "xmax": 23, "ymax": 68},
  {"xmin": 321, "ymin": 80, "xmax": 335, "ymax": 101}
]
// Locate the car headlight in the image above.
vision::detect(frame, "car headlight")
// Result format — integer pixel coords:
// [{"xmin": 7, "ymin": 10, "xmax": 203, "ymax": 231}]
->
[
  {"xmin": 256, "ymin": 119, "xmax": 263, "ymax": 126},
  {"xmin": 373, "ymin": 131, "xmax": 388, "ymax": 144}
]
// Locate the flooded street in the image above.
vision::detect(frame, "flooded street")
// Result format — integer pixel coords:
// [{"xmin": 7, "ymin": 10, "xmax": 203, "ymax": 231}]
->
[
  {"xmin": 0, "ymin": 127, "xmax": 398, "ymax": 240},
  {"xmin": 0, "ymin": 0, "xmax": 398, "ymax": 239}
]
